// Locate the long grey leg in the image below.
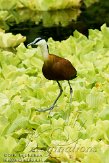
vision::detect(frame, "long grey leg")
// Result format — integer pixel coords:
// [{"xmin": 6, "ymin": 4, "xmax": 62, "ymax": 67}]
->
[
  {"xmin": 36, "ymin": 81, "xmax": 63, "ymax": 112},
  {"xmin": 68, "ymin": 80, "xmax": 73, "ymax": 103}
]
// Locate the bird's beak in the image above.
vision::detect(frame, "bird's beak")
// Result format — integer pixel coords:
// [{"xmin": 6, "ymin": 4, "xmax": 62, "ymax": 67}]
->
[{"xmin": 27, "ymin": 41, "xmax": 35, "ymax": 47}]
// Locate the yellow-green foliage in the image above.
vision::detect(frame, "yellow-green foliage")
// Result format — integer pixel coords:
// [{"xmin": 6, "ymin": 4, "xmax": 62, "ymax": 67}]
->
[
  {"xmin": 0, "ymin": 0, "xmax": 81, "ymax": 10},
  {"xmin": 0, "ymin": 24, "xmax": 109, "ymax": 162}
]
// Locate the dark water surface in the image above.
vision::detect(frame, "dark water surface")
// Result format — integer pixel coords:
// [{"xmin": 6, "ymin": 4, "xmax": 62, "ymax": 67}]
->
[{"xmin": 9, "ymin": 0, "xmax": 109, "ymax": 44}]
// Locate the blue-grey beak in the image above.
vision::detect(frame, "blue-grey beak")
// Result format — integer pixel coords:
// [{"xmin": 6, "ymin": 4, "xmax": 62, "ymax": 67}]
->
[{"xmin": 27, "ymin": 41, "xmax": 35, "ymax": 47}]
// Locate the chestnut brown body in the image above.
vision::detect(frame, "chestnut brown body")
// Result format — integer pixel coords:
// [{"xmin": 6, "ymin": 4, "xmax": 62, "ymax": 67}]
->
[{"xmin": 42, "ymin": 54, "xmax": 77, "ymax": 81}]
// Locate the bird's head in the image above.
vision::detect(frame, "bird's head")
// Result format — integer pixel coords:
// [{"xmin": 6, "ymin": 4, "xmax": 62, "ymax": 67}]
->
[
  {"xmin": 27, "ymin": 37, "xmax": 47, "ymax": 48},
  {"xmin": 27, "ymin": 37, "xmax": 49, "ymax": 60}
]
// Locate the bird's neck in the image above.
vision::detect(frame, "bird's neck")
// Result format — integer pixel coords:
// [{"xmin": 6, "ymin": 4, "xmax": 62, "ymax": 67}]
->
[{"xmin": 40, "ymin": 44, "xmax": 49, "ymax": 61}]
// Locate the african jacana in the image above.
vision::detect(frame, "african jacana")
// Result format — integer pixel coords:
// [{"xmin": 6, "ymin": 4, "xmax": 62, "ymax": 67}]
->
[{"xmin": 27, "ymin": 37, "xmax": 77, "ymax": 112}]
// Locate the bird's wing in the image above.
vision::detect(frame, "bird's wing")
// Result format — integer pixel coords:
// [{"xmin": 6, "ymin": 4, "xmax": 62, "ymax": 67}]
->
[{"xmin": 52, "ymin": 59, "xmax": 74, "ymax": 80}]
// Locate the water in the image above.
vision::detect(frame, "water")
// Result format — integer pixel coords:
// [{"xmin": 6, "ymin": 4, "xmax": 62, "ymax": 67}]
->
[{"xmin": 8, "ymin": 0, "xmax": 109, "ymax": 44}]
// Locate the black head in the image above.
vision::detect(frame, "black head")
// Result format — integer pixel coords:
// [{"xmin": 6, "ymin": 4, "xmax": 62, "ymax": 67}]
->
[
  {"xmin": 27, "ymin": 37, "xmax": 49, "ymax": 52},
  {"xmin": 27, "ymin": 37, "xmax": 43, "ymax": 46}
]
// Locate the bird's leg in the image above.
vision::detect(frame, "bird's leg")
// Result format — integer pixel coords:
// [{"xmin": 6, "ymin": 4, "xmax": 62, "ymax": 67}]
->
[
  {"xmin": 68, "ymin": 80, "xmax": 73, "ymax": 103},
  {"xmin": 36, "ymin": 81, "xmax": 63, "ymax": 112},
  {"xmin": 50, "ymin": 81, "xmax": 63, "ymax": 109}
]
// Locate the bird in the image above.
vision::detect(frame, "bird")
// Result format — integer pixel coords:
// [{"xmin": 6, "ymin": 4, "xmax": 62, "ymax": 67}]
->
[{"xmin": 27, "ymin": 37, "xmax": 77, "ymax": 112}]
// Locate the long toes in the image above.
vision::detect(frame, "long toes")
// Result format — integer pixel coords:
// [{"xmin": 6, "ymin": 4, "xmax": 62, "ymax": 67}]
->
[{"xmin": 35, "ymin": 105, "xmax": 55, "ymax": 112}]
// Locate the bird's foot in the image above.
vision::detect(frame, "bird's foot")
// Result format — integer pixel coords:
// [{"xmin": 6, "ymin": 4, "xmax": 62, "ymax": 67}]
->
[{"xmin": 36, "ymin": 105, "xmax": 55, "ymax": 113}]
